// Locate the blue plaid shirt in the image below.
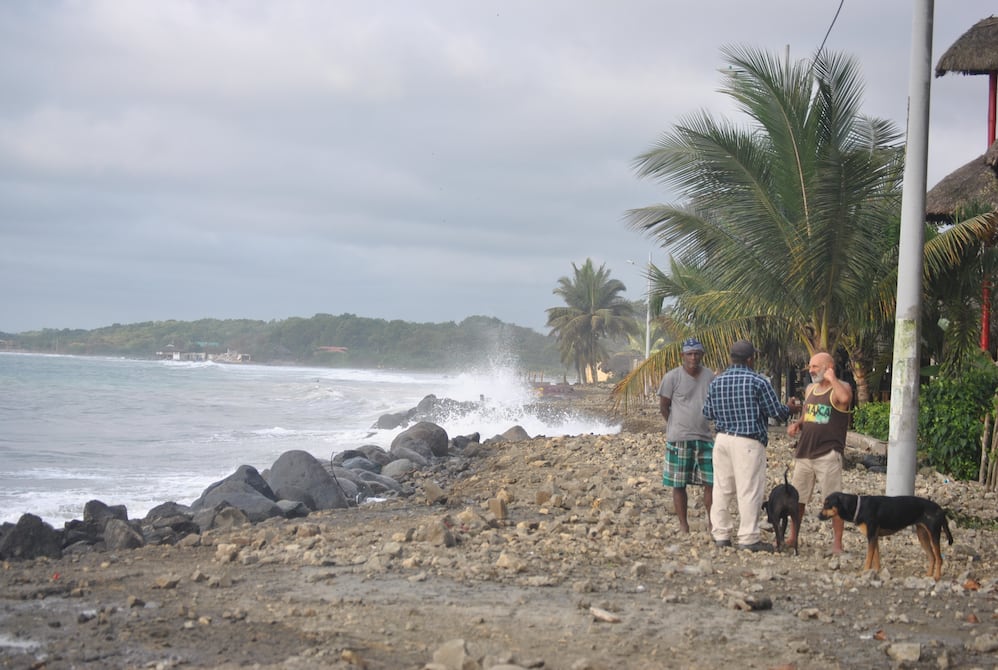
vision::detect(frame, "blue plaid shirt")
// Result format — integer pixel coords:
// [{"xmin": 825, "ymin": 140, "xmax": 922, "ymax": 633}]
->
[{"xmin": 702, "ymin": 364, "xmax": 790, "ymax": 446}]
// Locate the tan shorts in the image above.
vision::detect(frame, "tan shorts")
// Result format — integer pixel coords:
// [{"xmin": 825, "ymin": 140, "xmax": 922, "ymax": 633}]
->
[{"xmin": 791, "ymin": 450, "xmax": 843, "ymax": 504}]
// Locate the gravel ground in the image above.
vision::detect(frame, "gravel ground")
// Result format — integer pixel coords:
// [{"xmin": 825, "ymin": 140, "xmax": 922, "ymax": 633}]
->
[{"xmin": 2, "ymin": 386, "xmax": 998, "ymax": 670}]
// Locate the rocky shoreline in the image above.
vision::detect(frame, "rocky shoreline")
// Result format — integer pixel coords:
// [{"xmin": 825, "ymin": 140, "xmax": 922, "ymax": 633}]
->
[{"xmin": 3, "ymin": 385, "xmax": 998, "ymax": 669}]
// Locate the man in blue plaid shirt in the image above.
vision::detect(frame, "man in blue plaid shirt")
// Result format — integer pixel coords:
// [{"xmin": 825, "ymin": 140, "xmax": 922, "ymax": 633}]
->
[{"xmin": 703, "ymin": 339, "xmax": 797, "ymax": 552}]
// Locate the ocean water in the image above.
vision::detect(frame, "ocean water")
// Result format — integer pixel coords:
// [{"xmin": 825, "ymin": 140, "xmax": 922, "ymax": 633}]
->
[{"xmin": 0, "ymin": 352, "xmax": 618, "ymax": 526}]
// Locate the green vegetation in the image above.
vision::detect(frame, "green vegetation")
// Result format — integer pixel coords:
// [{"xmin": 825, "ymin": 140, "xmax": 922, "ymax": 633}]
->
[
  {"xmin": 546, "ymin": 259, "xmax": 637, "ymax": 384},
  {"xmin": 619, "ymin": 45, "xmax": 905, "ymax": 404},
  {"xmin": 852, "ymin": 402, "xmax": 891, "ymax": 441},
  {"xmin": 615, "ymin": 45, "xmax": 998, "ymax": 410},
  {"xmin": 852, "ymin": 354, "xmax": 998, "ymax": 481},
  {"xmin": 1, "ymin": 314, "xmax": 564, "ymax": 374},
  {"xmin": 606, "ymin": 43, "xmax": 998, "ymax": 484},
  {"xmin": 922, "ymin": 204, "xmax": 998, "ymax": 375},
  {"xmin": 918, "ymin": 356, "xmax": 998, "ymax": 480}
]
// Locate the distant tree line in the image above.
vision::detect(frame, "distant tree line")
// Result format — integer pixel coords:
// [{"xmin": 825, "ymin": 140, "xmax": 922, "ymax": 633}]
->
[{"xmin": 1, "ymin": 314, "xmax": 565, "ymax": 374}]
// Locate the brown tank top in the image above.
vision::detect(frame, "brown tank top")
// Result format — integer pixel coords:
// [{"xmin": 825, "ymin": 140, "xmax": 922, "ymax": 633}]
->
[{"xmin": 794, "ymin": 384, "xmax": 851, "ymax": 459}]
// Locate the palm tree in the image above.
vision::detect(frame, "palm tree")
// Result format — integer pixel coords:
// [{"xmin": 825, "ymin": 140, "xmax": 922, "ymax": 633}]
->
[
  {"xmin": 613, "ymin": 46, "xmax": 903, "ymax": 405},
  {"xmin": 613, "ymin": 45, "xmax": 998, "ymax": 409},
  {"xmin": 923, "ymin": 208, "xmax": 998, "ymax": 373},
  {"xmin": 623, "ymin": 298, "xmax": 670, "ymax": 359},
  {"xmin": 547, "ymin": 259, "xmax": 637, "ymax": 384}
]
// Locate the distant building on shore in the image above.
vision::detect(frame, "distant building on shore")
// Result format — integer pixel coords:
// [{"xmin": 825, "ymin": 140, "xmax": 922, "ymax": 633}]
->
[{"xmin": 155, "ymin": 345, "xmax": 250, "ymax": 363}]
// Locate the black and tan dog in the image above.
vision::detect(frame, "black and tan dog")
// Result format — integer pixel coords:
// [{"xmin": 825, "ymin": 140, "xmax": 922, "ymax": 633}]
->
[
  {"xmin": 818, "ymin": 492, "xmax": 953, "ymax": 580},
  {"xmin": 762, "ymin": 466, "xmax": 800, "ymax": 554}
]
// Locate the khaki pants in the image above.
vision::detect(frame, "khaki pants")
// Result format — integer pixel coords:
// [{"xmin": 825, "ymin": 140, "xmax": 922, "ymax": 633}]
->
[
  {"xmin": 710, "ymin": 433, "xmax": 767, "ymax": 545},
  {"xmin": 791, "ymin": 450, "xmax": 843, "ymax": 503}
]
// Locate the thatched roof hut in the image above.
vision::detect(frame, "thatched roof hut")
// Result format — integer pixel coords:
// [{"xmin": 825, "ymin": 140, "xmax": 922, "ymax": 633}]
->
[
  {"xmin": 925, "ymin": 139, "xmax": 998, "ymax": 223},
  {"xmin": 936, "ymin": 16, "xmax": 998, "ymax": 76}
]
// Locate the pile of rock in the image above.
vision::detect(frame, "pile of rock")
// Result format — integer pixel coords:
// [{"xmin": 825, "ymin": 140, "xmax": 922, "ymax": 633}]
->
[{"xmin": 0, "ymin": 406, "xmax": 520, "ymax": 561}]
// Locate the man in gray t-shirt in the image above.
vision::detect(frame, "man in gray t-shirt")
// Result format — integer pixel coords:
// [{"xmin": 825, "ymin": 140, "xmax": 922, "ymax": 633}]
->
[{"xmin": 658, "ymin": 337, "xmax": 715, "ymax": 533}]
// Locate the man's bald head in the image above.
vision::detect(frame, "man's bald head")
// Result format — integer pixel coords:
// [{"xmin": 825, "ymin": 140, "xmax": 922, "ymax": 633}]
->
[
  {"xmin": 809, "ymin": 352, "xmax": 834, "ymax": 368},
  {"xmin": 808, "ymin": 351, "xmax": 835, "ymax": 384}
]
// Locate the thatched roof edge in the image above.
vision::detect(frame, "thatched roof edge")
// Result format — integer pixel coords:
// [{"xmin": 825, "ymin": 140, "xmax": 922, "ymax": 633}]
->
[
  {"xmin": 925, "ymin": 141, "xmax": 998, "ymax": 222},
  {"xmin": 935, "ymin": 16, "xmax": 998, "ymax": 77}
]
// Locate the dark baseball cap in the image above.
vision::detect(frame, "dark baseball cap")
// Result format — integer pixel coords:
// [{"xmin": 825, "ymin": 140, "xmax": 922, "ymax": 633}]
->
[
  {"xmin": 681, "ymin": 337, "xmax": 704, "ymax": 353},
  {"xmin": 730, "ymin": 339, "xmax": 755, "ymax": 359}
]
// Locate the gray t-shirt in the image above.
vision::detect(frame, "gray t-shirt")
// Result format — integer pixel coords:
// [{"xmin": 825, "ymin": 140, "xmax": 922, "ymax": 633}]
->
[{"xmin": 658, "ymin": 365, "xmax": 715, "ymax": 442}]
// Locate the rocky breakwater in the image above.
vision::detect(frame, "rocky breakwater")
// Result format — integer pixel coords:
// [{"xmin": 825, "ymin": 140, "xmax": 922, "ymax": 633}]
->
[
  {"xmin": 3, "ymin": 395, "xmax": 998, "ymax": 668},
  {"xmin": 0, "ymin": 392, "xmax": 534, "ymax": 561}
]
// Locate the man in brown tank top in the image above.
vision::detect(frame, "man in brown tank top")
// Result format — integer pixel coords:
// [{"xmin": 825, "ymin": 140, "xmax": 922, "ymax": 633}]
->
[{"xmin": 786, "ymin": 351, "xmax": 853, "ymax": 554}]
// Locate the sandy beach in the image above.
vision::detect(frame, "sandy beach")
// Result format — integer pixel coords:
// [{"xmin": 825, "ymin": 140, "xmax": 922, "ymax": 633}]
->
[{"xmin": 3, "ymin": 384, "xmax": 998, "ymax": 670}]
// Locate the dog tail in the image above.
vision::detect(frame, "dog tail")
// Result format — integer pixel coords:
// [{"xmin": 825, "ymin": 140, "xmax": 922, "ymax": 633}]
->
[
  {"xmin": 942, "ymin": 514, "xmax": 954, "ymax": 545},
  {"xmin": 783, "ymin": 465, "xmax": 790, "ymax": 488}
]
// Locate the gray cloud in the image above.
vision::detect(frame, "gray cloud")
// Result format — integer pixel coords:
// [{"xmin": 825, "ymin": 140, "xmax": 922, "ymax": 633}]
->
[{"xmin": 0, "ymin": 1, "xmax": 992, "ymax": 334}]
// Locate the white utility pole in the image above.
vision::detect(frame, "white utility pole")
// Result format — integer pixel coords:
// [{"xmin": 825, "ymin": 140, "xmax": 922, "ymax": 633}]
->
[
  {"xmin": 628, "ymin": 254, "xmax": 653, "ymax": 361},
  {"xmin": 887, "ymin": 0, "xmax": 933, "ymax": 496}
]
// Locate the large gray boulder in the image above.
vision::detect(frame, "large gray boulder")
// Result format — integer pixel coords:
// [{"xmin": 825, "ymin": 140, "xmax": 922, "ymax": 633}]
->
[
  {"xmin": 390, "ymin": 421, "xmax": 449, "ymax": 460},
  {"xmin": 374, "ymin": 411, "xmax": 410, "ymax": 429},
  {"xmin": 411, "ymin": 394, "xmax": 477, "ymax": 423},
  {"xmin": 194, "ymin": 503, "xmax": 250, "ymax": 532},
  {"xmin": 382, "ymin": 458, "xmax": 417, "ymax": 480},
  {"xmin": 191, "ymin": 465, "xmax": 284, "ymax": 523},
  {"xmin": 354, "ymin": 470, "xmax": 405, "ymax": 496},
  {"xmin": 327, "ymin": 466, "xmax": 371, "ymax": 502},
  {"xmin": 61, "ymin": 499, "xmax": 131, "ymax": 548},
  {"xmin": 266, "ymin": 450, "xmax": 349, "ymax": 511},
  {"xmin": 0, "ymin": 513, "xmax": 63, "ymax": 560},
  {"xmin": 330, "ymin": 449, "xmax": 365, "ymax": 466},
  {"xmin": 356, "ymin": 444, "xmax": 393, "ymax": 466},
  {"xmin": 141, "ymin": 501, "xmax": 198, "ymax": 545},
  {"xmin": 491, "ymin": 425, "xmax": 531, "ymax": 442},
  {"xmin": 340, "ymin": 455, "xmax": 381, "ymax": 473},
  {"xmin": 143, "ymin": 501, "xmax": 196, "ymax": 531},
  {"xmin": 104, "ymin": 518, "xmax": 145, "ymax": 550},
  {"xmin": 84, "ymin": 499, "xmax": 129, "ymax": 525},
  {"xmin": 388, "ymin": 445, "xmax": 429, "ymax": 467}
]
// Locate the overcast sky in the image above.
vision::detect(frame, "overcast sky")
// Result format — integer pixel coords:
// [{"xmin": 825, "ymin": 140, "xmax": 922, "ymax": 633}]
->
[{"xmin": 1, "ymin": 2, "xmax": 993, "ymax": 335}]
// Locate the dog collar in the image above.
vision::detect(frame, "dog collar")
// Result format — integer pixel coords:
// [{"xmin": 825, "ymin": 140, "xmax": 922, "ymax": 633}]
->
[{"xmin": 853, "ymin": 495, "xmax": 862, "ymax": 523}]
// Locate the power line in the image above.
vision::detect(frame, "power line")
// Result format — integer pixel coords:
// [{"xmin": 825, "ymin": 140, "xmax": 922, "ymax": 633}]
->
[{"xmin": 816, "ymin": 0, "xmax": 845, "ymax": 59}]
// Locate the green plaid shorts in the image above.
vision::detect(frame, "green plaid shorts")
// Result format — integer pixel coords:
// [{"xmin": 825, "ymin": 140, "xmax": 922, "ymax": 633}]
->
[{"xmin": 662, "ymin": 440, "xmax": 714, "ymax": 488}]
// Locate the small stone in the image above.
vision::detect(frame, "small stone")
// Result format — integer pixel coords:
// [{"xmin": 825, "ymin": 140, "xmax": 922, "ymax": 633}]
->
[
  {"xmin": 153, "ymin": 575, "xmax": 180, "ymax": 590},
  {"xmin": 488, "ymin": 497, "xmax": 508, "ymax": 520},
  {"xmin": 967, "ymin": 633, "xmax": 998, "ymax": 653},
  {"xmin": 432, "ymin": 639, "xmax": 479, "ymax": 669},
  {"xmin": 208, "ymin": 574, "xmax": 233, "ymax": 588},
  {"xmin": 495, "ymin": 551, "xmax": 525, "ymax": 572},
  {"xmin": 423, "ymin": 482, "xmax": 447, "ymax": 504},
  {"xmin": 886, "ymin": 642, "xmax": 921, "ymax": 662},
  {"xmin": 214, "ymin": 544, "xmax": 239, "ymax": 563},
  {"xmin": 589, "ymin": 606, "xmax": 621, "ymax": 623}
]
